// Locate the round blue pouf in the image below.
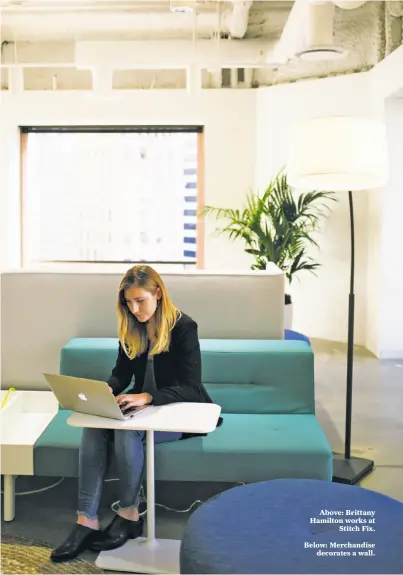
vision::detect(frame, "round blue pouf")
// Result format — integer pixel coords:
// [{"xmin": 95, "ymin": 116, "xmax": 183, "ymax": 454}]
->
[
  {"xmin": 180, "ymin": 479, "xmax": 403, "ymax": 574},
  {"xmin": 285, "ymin": 329, "xmax": 311, "ymax": 346}
]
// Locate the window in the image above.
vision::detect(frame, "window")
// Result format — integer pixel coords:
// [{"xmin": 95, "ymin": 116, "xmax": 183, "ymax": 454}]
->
[{"xmin": 21, "ymin": 126, "xmax": 204, "ymax": 267}]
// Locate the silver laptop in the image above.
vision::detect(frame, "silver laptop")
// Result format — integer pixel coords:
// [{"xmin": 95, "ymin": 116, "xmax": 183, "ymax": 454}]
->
[{"xmin": 43, "ymin": 373, "xmax": 151, "ymax": 420}]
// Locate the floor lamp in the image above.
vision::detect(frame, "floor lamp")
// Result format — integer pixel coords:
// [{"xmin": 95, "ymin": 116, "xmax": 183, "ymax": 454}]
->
[{"xmin": 286, "ymin": 116, "xmax": 389, "ymax": 485}]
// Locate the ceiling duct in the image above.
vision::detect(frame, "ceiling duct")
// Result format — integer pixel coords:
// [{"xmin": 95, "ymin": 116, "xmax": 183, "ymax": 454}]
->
[
  {"xmin": 271, "ymin": 0, "xmax": 367, "ymax": 64},
  {"xmin": 1, "ymin": 0, "xmax": 254, "ymax": 41},
  {"xmin": 0, "ymin": 9, "xmax": 243, "ymax": 42},
  {"xmin": 295, "ymin": 1, "xmax": 347, "ymax": 61}
]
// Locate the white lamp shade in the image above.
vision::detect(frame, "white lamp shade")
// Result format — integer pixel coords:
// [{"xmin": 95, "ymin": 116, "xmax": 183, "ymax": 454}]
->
[{"xmin": 287, "ymin": 116, "xmax": 389, "ymax": 191}]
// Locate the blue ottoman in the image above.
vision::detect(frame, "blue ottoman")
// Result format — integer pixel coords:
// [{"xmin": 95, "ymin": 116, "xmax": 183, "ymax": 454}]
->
[
  {"xmin": 285, "ymin": 329, "xmax": 311, "ymax": 346},
  {"xmin": 180, "ymin": 479, "xmax": 403, "ymax": 574}
]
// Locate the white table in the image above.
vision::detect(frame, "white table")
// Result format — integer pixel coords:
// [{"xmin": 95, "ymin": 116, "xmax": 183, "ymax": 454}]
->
[
  {"xmin": 67, "ymin": 402, "xmax": 221, "ymax": 574},
  {"xmin": 1, "ymin": 390, "xmax": 59, "ymax": 521}
]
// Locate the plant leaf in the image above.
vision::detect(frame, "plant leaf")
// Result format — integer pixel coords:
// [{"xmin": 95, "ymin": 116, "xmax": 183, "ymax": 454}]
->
[{"xmin": 202, "ymin": 169, "xmax": 337, "ymax": 282}]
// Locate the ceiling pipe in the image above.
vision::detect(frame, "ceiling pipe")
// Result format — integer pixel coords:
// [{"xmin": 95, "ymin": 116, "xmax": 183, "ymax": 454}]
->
[
  {"xmin": 0, "ymin": 10, "xmax": 235, "ymax": 42},
  {"xmin": 1, "ymin": 0, "xmax": 253, "ymax": 40},
  {"xmin": 226, "ymin": 1, "xmax": 253, "ymax": 39}
]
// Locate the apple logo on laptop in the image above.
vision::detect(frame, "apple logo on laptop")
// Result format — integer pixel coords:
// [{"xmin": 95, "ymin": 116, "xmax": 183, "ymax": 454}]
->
[{"xmin": 78, "ymin": 393, "xmax": 88, "ymax": 401}]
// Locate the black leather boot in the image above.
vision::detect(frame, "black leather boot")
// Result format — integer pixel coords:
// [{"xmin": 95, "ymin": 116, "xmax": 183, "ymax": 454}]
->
[
  {"xmin": 50, "ymin": 524, "xmax": 101, "ymax": 562},
  {"xmin": 89, "ymin": 514, "xmax": 144, "ymax": 552}
]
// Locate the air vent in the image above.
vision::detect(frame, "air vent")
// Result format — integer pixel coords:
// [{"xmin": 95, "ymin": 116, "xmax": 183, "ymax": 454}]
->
[{"xmin": 295, "ymin": 46, "xmax": 347, "ymax": 61}]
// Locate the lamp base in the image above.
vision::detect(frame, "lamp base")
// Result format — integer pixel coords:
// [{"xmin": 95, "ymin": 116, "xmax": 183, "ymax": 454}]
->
[{"xmin": 332, "ymin": 453, "xmax": 374, "ymax": 485}]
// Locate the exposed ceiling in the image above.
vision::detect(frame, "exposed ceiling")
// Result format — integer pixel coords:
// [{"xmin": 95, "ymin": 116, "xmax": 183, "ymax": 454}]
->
[{"xmin": 1, "ymin": 0, "xmax": 402, "ymax": 91}]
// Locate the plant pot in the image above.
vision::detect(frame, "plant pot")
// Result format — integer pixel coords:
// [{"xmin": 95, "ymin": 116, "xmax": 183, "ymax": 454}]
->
[{"xmin": 284, "ymin": 293, "xmax": 292, "ymax": 330}]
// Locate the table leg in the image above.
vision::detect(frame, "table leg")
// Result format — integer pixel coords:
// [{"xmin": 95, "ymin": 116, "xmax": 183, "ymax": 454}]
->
[
  {"xmin": 3, "ymin": 475, "xmax": 16, "ymax": 522},
  {"xmin": 96, "ymin": 430, "xmax": 181, "ymax": 574},
  {"xmin": 146, "ymin": 427, "xmax": 155, "ymax": 541}
]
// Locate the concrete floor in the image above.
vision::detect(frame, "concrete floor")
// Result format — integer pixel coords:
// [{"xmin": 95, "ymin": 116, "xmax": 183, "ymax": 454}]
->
[
  {"xmin": 311, "ymin": 339, "xmax": 403, "ymax": 502},
  {"xmin": 2, "ymin": 341, "xmax": 403, "ymax": 565}
]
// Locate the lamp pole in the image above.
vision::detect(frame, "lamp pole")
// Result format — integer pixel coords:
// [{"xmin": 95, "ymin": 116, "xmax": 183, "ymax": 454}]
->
[
  {"xmin": 332, "ymin": 190, "xmax": 374, "ymax": 484},
  {"xmin": 345, "ymin": 190, "xmax": 355, "ymax": 459}
]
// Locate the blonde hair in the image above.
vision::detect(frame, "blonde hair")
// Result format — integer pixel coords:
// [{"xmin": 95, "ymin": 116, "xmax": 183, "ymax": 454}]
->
[{"xmin": 116, "ymin": 265, "xmax": 180, "ymax": 359}]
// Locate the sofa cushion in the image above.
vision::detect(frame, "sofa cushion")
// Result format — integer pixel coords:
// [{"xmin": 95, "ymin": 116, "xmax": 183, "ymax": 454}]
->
[
  {"xmin": 155, "ymin": 413, "xmax": 332, "ymax": 482},
  {"xmin": 60, "ymin": 338, "xmax": 315, "ymax": 415},
  {"xmin": 34, "ymin": 411, "xmax": 332, "ymax": 482},
  {"xmin": 34, "ymin": 410, "xmax": 83, "ymax": 477}
]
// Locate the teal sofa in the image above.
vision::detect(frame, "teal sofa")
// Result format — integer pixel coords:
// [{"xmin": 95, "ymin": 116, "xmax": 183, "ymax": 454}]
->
[{"xmin": 34, "ymin": 339, "xmax": 332, "ymax": 482}]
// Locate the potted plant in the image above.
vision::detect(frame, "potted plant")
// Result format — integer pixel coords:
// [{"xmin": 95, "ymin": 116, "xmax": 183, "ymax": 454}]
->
[{"xmin": 202, "ymin": 169, "xmax": 337, "ymax": 328}]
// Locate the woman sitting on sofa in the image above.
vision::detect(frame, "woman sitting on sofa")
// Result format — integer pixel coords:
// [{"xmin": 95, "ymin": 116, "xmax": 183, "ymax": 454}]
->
[{"xmin": 51, "ymin": 264, "xmax": 220, "ymax": 563}]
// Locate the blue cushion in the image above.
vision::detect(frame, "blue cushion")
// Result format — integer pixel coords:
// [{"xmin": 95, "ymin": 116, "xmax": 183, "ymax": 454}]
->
[
  {"xmin": 285, "ymin": 329, "xmax": 311, "ymax": 346},
  {"xmin": 180, "ymin": 479, "xmax": 403, "ymax": 574}
]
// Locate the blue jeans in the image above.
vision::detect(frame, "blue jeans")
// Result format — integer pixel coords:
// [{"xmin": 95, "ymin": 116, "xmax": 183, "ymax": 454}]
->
[{"xmin": 77, "ymin": 428, "xmax": 182, "ymax": 520}]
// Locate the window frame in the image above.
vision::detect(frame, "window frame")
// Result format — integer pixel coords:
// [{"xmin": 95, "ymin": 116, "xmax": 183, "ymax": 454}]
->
[{"xmin": 20, "ymin": 125, "xmax": 205, "ymax": 270}]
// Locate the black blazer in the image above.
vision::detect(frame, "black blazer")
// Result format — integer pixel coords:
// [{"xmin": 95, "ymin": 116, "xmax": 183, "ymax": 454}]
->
[{"xmin": 107, "ymin": 312, "xmax": 222, "ymax": 430}]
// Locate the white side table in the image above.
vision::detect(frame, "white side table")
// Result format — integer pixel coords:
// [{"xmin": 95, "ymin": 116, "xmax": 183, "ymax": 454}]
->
[
  {"xmin": 1, "ymin": 390, "xmax": 59, "ymax": 521},
  {"xmin": 67, "ymin": 402, "xmax": 221, "ymax": 574}
]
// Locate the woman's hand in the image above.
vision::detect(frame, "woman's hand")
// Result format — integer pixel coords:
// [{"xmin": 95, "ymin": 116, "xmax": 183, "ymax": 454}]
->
[{"xmin": 116, "ymin": 393, "xmax": 152, "ymax": 411}]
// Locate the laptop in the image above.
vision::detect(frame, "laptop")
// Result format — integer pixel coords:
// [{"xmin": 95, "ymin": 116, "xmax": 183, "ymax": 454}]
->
[{"xmin": 43, "ymin": 373, "xmax": 151, "ymax": 420}]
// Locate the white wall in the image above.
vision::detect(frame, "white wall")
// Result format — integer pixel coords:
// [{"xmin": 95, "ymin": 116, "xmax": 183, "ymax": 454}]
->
[
  {"xmin": 365, "ymin": 184, "xmax": 384, "ymax": 356},
  {"xmin": 255, "ymin": 73, "xmax": 374, "ymax": 346},
  {"xmin": 377, "ymin": 98, "xmax": 403, "ymax": 358},
  {"xmin": 0, "ymin": 89, "xmax": 256, "ymax": 271},
  {"xmin": 365, "ymin": 46, "xmax": 403, "ymax": 359}
]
